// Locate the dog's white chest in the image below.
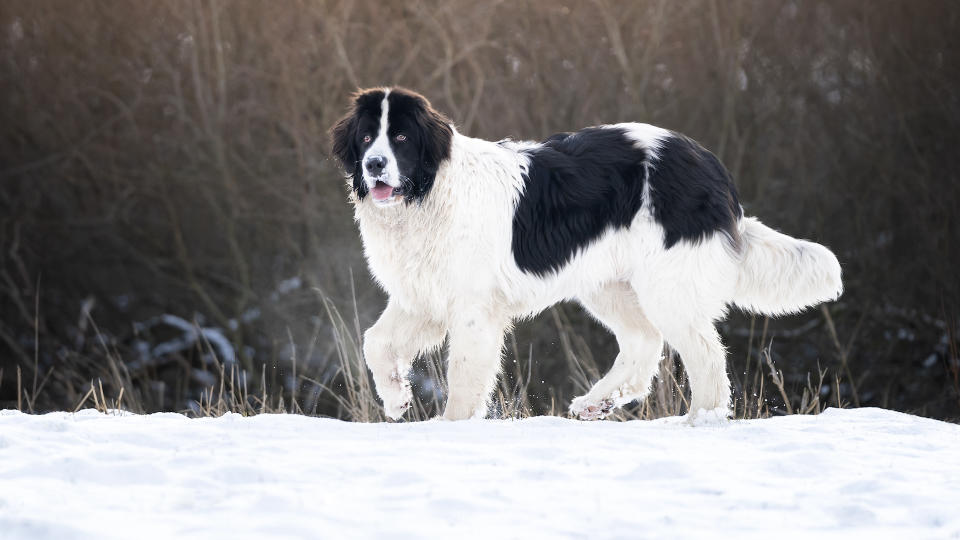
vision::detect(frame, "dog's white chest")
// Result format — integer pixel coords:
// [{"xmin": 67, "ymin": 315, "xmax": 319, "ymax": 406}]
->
[{"xmin": 356, "ymin": 206, "xmax": 464, "ymax": 318}]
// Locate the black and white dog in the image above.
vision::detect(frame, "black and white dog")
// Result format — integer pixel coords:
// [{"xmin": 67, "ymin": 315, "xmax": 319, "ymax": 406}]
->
[{"xmin": 330, "ymin": 87, "xmax": 842, "ymax": 421}]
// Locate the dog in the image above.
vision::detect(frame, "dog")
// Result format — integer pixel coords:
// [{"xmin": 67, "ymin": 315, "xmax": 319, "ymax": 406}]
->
[{"xmin": 330, "ymin": 87, "xmax": 842, "ymax": 421}]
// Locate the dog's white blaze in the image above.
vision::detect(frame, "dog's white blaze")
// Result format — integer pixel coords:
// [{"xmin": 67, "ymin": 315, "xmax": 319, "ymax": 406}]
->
[
  {"xmin": 378, "ymin": 91, "xmax": 390, "ymax": 139},
  {"xmin": 363, "ymin": 90, "xmax": 401, "ymax": 192}
]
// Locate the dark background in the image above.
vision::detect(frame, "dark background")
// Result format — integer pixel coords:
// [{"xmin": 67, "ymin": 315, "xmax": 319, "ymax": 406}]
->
[{"xmin": 1, "ymin": 1, "xmax": 958, "ymax": 420}]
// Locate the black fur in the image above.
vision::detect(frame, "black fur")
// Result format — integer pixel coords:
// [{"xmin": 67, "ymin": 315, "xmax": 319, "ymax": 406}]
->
[
  {"xmin": 511, "ymin": 128, "xmax": 650, "ymax": 275},
  {"xmin": 385, "ymin": 90, "xmax": 453, "ymax": 203},
  {"xmin": 648, "ymin": 134, "xmax": 742, "ymax": 249},
  {"xmin": 330, "ymin": 88, "xmax": 452, "ymax": 204},
  {"xmin": 511, "ymin": 128, "xmax": 742, "ymax": 275},
  {"xmin": 330, "ymin": 90, "xmax": 385, "ymax": 199}
]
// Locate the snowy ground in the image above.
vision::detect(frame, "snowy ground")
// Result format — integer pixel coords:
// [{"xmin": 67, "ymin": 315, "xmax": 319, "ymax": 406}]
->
[{"xmin": 1, "ymin": 408, "xmax": 958, "ymax": 539}]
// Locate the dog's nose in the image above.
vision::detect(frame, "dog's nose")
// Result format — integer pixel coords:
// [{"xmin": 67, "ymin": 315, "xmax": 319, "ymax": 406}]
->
[{"xmin": 364, "ymin": 155, "xmax": 386, "ymax": 176}]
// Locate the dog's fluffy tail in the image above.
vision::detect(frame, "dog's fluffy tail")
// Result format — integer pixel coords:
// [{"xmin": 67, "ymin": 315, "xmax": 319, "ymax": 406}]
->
[{"xmin": 732, "ymin": 217, "xmax": 842, "ymax": 315}]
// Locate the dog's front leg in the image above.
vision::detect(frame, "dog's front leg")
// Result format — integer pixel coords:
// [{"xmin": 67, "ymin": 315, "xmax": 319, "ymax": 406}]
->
[
  {"xmin": 363, "ymin": 300, "xmax": 445, "ymax": 420},
  {"xmin": 443, "ymin": 313, "xmax": 507, "ymax": 420}
]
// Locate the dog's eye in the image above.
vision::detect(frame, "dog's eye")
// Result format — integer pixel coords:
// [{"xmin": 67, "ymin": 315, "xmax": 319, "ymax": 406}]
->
[
  {"xmin": 362, "ymin": 134, "xmax": 372, "ymax": 143},
  {"xmin": 395, "ymin": 134, "xmax": 406, "ymax": 142}
]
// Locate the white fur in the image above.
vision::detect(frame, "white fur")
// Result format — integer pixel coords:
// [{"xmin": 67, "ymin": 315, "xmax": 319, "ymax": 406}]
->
[
  {"xmin": 733, "ymin": 217, "xmax": 843, "ymax": 315},
  {"xmin": 352, "ymin": 124, "xmax": 842, "ymax": 421}
]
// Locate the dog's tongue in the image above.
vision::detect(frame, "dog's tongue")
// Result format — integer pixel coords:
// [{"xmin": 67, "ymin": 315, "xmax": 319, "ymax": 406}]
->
[{"xmin": 371, "ymin": 181, "xmax": 394, "ymax": 201}]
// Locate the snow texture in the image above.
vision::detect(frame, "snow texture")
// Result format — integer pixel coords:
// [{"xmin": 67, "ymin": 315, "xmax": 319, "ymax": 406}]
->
[{"xmin": 0, "ymin": 408, "xmax": 958, "ymax": 539}]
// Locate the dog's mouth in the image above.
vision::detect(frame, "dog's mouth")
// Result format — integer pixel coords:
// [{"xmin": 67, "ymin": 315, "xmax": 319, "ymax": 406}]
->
[{"xmin": 371, "ymin": 180, "xmax": 396, "ymax": 202}]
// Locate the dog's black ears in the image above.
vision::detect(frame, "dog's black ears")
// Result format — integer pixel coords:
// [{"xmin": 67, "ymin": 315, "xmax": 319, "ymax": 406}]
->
[
  {"xmin": 330, "ymin": 110, "xmax": 357, "ymax": 171},
  {"xmin": 414, "ymin": 97, "xmax": 453, "ymax": 172},
  {"xmin": 410, "ymin": 96, "xmax": 453, "ymax": 202},
  {"xmin": 329, "ymin": 96, "xmax": 367, "ymax": 197}
]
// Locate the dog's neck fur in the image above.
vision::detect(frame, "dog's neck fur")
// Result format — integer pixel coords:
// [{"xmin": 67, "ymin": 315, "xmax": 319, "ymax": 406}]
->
[{"xmin": 351, "ymin": 129, "xmax": 526, "ymax": 318}]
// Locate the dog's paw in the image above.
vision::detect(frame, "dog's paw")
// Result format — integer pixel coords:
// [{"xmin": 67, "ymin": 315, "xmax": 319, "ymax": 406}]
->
[
  {"xmin": 686, "ymin": 406, "xmax": 731, "ymax": 426},
  {"xmin": 569, "ymin": 396, "xmax": 616, "ymax": 421},
  {"xmin": 379, "ymin": 368, "xmax": 413, "ymax": 420}
]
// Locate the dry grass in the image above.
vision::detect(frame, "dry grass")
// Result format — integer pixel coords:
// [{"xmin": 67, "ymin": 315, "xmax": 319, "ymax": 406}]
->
[{"xmin": 13, "ymin": 287, "xmax": 840, "ymax": 422}]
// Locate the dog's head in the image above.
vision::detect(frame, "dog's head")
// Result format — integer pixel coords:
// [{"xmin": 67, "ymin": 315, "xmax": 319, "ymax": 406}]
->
[{"xmin": 330, "ymin": 87, "xmax": 453, "ymax": 207}]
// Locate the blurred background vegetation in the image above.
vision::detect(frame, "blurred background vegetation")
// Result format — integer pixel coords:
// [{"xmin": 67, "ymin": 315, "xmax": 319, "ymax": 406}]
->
[{"xmin": 1, "ymin": 0, "xmax": 957, "ymax": 420}]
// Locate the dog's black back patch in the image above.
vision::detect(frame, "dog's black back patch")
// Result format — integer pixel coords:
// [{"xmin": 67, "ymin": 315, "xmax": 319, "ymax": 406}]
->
[
  {"xmin": 511, "ymin": 127, "xmax": 742, "ymax": 275},
  {"xmin": 648, "ymin": 134, "xmax": 742, "ymax": 250},
  {"xmin": 512, "ymin": 127, "xmax": 650, "ymax": 275}
]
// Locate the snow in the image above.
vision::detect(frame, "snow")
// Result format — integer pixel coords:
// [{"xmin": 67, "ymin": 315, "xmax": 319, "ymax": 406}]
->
[{"xmin": 1, "ymin": 408, "xmax": 958, "ymax": 539}]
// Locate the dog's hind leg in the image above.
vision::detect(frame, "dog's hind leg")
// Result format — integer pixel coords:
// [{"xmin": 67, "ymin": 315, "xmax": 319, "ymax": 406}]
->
[
  {"xmin": 641, "ymin": 302, "xmax": 731, "ymax": 419},
  {"xmin": 570, "ymin": 282, "xmax": 663, "ymax": 420},
  {"xmin": 656, "ymin": 319, "xmax": 730, "ymax": 418}
]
